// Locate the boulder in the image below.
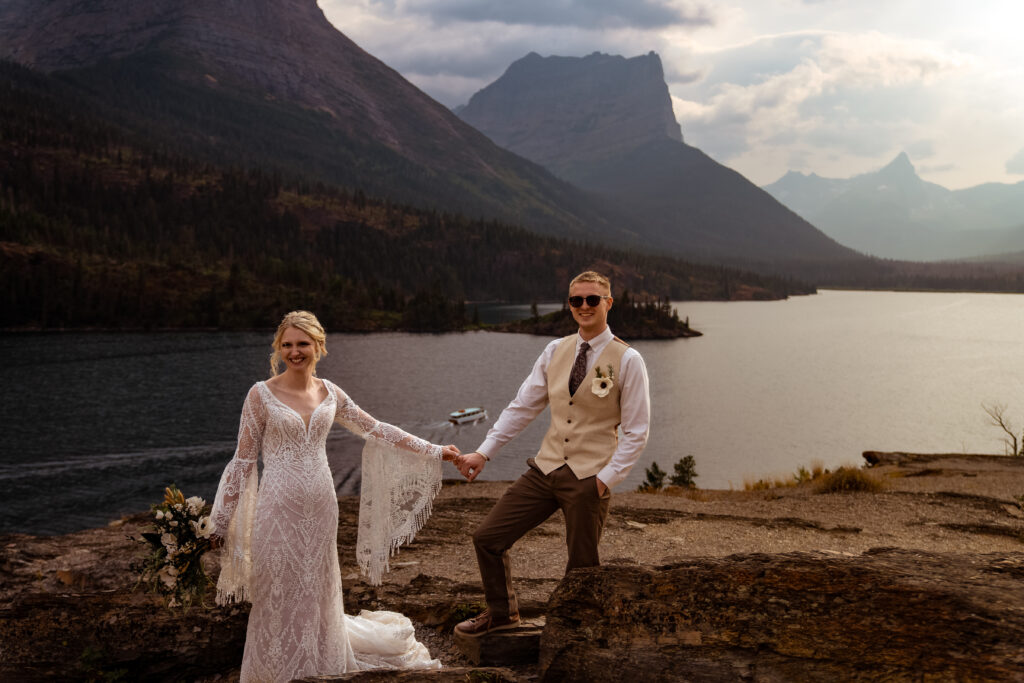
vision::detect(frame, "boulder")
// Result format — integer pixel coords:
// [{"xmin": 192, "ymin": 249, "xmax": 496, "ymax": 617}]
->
[{"xmin": 539, "ymin": 549, "xmax": 1024, "ymax": 682}]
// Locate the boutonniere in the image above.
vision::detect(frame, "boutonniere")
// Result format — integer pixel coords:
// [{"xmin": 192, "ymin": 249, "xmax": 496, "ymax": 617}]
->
[{"xmin": 591, "ymin": 365, "xmax": 615, "ymax": 398}]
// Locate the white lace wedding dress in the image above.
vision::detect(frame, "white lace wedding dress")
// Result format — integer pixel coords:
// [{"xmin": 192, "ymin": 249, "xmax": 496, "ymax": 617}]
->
[{"xmin": 210, "ymin": 379, "xmax": 443, "ymax": 682}]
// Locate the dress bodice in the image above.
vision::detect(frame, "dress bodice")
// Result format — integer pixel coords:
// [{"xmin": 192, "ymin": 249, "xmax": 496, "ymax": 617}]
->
[{"xmin": 254, "ymin": 381, "xmax": 337, "ymax": 473}]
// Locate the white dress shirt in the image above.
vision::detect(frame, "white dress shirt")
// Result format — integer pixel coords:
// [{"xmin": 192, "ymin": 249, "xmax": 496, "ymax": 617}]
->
[{"xmin": 477, "ymin": 326, "xmax": 651, "ymax": 489}]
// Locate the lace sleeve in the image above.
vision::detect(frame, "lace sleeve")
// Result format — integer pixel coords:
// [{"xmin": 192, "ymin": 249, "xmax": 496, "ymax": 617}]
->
[
  {"xmin": 209, "ymin": 384, "xmax": 265, "ymax": 604},
  {"xmin": 327, "ymin": 381, "xmax": 443, "ymax": 585},
  {"xmin": 331, "ymin": 383, "xmax": 443, "ymax": 460}
]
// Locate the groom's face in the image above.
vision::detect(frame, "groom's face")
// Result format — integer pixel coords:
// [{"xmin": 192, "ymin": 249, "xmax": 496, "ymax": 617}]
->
[{"xmin": 569, "ymin": 281, "xmax": 612, "ymax": 338}]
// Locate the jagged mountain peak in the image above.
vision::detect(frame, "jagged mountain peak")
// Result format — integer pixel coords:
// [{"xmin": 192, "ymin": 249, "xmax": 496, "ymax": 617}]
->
[
  {"xmin": 459, "ymin": 51, "xmax": 683, "ymax": 172},
  {"xmin": 875, "ymin": 151, "xmax": 917, "ymax": 182}
]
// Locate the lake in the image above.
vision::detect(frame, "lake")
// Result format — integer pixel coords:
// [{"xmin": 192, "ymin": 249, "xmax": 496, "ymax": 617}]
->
[{"xmin": 3, "ymin": 289, "xmax": 1023, "ymax": 534}]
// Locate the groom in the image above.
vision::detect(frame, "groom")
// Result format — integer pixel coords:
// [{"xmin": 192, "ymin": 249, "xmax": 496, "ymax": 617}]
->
[{"xmin": 454, "ymin": 270, "xmax": 651, "ymax": 636}]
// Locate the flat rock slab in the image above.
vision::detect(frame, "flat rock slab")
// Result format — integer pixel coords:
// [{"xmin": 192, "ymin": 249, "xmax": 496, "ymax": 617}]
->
[
  {"xmin": 0, "ymin": 588, "xmax": 248, "ymax": 681},
  {"xmin": 453, "ymin": 617, "xmax": 545, "ymax": 666},
  {"xmin": 295, "ymin": 666, "xmax": 524, "ymax": 682},
  {"xmin": 539, "ymin": 549, "xmax": 1024, "ymax": 682}
]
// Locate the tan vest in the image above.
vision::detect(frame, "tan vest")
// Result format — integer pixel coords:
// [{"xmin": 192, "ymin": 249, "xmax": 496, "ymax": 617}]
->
[{"xmin": 535, "ymin": 334, "xmax": 629, "ymax": 479}]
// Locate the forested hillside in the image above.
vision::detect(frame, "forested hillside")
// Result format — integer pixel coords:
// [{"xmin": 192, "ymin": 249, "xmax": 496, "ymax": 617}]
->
[{"xmin": 0, "ymin": 62, "xmax": 810, "ymax": 331}]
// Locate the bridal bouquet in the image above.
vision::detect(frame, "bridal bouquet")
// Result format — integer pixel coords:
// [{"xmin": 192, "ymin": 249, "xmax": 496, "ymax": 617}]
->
[{"xmin": 138, "ymin": 485, "xmax": 214, "ymax": 609}]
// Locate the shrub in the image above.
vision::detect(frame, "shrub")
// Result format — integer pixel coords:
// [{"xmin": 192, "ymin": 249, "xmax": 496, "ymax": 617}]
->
[
  {"xmin": 669, "ymin": 455, "xmax": 698, "ymax": 488},
  {"xmin": 813, "ymin": 466, "xmax": 885, "ymax": 494},
  {"xmin": 637, "ymin": 461, "xmax": 666, "ymax": 492}
]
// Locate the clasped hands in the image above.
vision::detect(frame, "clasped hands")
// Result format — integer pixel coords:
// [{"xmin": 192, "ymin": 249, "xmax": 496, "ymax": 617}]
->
[{"xmin": 439, "ymin": 445, "xmax": 487, "ymax": 482}]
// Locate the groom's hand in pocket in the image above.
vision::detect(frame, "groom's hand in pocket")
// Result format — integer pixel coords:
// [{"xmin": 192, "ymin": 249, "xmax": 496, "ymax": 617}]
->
[{"xmin": 458, "ymin": 452, "xmax": 487, "ymax": 482}]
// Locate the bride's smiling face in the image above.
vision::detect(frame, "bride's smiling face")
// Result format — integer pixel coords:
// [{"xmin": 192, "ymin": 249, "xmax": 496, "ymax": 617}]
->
[{"xmin": 278, "ymin": 327, "xmax": 319, "ymax": 374}]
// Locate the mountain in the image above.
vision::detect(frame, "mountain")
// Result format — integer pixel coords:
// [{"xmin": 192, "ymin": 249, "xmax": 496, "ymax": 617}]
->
[
  {"xmin": 0, "ymin": 0, "xmax": 638, "ymax": 245},
  {"xmin": 456, "ymin": 52, "xmax": 684, "ymax": 176},
  {"xmin": 0, "ymin": 57, "xmax": 817, "ymax": 331},
  {"xmin": 763, "ymin": 153, "xmax": 1024, "ymax": 260},
  {"xmin": 457, "ymin": 51, "xmax": 860, "ymax": 266}
]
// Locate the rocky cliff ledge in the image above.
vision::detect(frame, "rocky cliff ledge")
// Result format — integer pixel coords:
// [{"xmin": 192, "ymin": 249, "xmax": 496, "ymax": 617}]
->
[
  {"xmin": 2, "ymin": 453, "xmax": 1022, "ymax": 681},
  {"xmin": 542, "ymin": 549, "xmax": 1024, "ymax": 682}
]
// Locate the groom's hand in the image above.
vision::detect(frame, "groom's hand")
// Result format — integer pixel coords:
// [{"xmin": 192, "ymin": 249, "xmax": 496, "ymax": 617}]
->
[{"xmin": 458, "ymin": 452, "xmax": 487, "ymax": 482}]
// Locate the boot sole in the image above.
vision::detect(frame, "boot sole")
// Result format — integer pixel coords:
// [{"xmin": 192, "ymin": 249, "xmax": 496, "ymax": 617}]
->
[{"xmin": 454, "ymin": 619, "xmax": 521, "ymax": 638}]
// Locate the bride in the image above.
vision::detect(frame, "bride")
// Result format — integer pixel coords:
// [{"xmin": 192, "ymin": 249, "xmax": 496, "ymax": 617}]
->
[{"xmin": 209, "ymin": 310, "xmax": 461, "ymax": 682}]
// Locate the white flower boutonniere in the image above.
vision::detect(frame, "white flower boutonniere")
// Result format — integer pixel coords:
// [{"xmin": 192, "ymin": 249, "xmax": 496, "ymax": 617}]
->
[{"xmin": 591, "ymin": 364, "xmax": 615, "ymax": 398}]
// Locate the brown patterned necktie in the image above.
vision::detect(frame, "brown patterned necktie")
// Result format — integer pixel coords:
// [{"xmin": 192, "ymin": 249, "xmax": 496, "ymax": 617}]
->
[{"xmin": 568, "ymin": 341, "xmax": 590, "ymax": 395}]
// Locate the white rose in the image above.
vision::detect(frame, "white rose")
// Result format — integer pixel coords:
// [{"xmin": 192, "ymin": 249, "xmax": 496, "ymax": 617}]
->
[
  {"xmin": 155, "ymin": 510, "xmax": 164, "ymax": 520},
  {"xmin": 192, "ymin": 517, "xmax": 213, "ymax": 539},
  {"xmin": 591, "ymin": 377, "xmax": 613, "ymax": 398},
  {"xmin": 169, "ymin": 521, "xmax": 178, "ymax": 528},
  {"xmin": 160, "ymin": 532, "xmax": 175, "ymax": 548},
  {"xmin": 185, "ymin": 496, "xmax": 205, "ymax": 515},
  {"xmin": 164, "ymin": 510, "xmax": 173, "ymax": 520}
]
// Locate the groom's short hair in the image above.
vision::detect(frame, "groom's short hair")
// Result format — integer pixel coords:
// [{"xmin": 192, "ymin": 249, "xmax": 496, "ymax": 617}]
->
[{"xmin": 569, "ymin": 271, "xmax": 611, "ymax": 295}]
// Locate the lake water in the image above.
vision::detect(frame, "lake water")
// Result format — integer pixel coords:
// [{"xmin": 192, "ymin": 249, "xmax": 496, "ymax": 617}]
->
[{"xmin": 3, "ymin": 289, "xmax": 1024, "ymax": 535}]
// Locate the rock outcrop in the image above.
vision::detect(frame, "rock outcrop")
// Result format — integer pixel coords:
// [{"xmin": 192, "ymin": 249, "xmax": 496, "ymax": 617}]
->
[
  {"xmin": 539, "ymin": 549, "xmax": 1024, "ymax": 682},
  {"xmin": 5, "ymin": 457, "xmax": 1023, "ymax": 680}
]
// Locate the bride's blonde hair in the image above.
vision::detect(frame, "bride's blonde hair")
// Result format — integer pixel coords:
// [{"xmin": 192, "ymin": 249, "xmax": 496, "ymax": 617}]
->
[{"xmin": 270, "ymin": 310, "xmax": 328, "ymax": 376}]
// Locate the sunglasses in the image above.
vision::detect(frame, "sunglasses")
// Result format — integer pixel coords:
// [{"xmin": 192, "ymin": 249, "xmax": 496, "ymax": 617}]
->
[{"xmin": 568, "ymin": 295, "xmax": 610, "ymax": 308}]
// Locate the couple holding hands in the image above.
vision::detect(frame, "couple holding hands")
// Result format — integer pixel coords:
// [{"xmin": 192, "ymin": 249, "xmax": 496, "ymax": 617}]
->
[{"xmin": 208, "ymin": 270, "xmax": 651, "ymax": 682}]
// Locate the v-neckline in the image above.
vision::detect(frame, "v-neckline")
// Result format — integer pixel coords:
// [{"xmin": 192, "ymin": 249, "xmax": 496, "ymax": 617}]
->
[{"xmin": 261, "ymin": 380, "xmax": 331, "ymax": 434}]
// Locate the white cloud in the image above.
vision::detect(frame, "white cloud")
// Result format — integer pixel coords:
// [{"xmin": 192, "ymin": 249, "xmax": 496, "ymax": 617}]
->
[
  {"xmin": 378, "ymin": 0, "xmax": 710, "ymax": 29},
  {"xmin": 672, "ymin": 31, "xmax": 972, "ymax": 184},
  {"xmin": 321, "ymin": 0, "xmax": 1024, "ymax": 189}
]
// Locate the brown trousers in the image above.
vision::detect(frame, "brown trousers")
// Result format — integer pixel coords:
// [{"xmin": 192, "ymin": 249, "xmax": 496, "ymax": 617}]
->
[{"xmin": 472, "ymin": 459, "xmax": 611, "ymax": 619}]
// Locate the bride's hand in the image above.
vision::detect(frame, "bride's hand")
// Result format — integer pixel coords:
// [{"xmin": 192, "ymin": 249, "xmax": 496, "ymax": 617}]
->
[{"xmin": 441, "ymin": 444, "xmax": 461, "ymax": 462}]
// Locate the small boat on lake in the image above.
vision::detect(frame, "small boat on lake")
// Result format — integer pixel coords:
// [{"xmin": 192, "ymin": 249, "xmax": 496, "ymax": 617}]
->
[{"xmin": 449, "ymin": 407, "xmax": 487, "ymax": 424}]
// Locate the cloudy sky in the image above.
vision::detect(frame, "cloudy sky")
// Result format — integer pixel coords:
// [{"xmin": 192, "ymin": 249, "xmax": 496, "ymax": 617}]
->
[{"xmin": 320, "ymin": 0, "xmax": 1024, "ymax": 190}]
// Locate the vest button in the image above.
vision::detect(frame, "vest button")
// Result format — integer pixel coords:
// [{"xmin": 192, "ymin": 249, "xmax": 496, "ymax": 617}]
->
[
  {"xmin": 569, "ymin": 401, "xmax": 573, "ymax": 406},
  {"xmin": 567, "ymin": 419, "xmax": 572, "ymax": 424},
  {"xmin": 564, "ymin": 438, "xmax": 569, "ymax": 443},
  {"xmin": 564, "ymin": 456, "xmax": 568, "ymax": 460}
]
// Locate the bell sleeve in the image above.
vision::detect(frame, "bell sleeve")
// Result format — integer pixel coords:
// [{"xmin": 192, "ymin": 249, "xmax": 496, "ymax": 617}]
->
[
  {"xmin": 209, "ymin": 383, "xmax": 265, "ymax": 605},
  {"xmin": 328, "ymin": 381, "xmax": 442, "ymax": 586}
]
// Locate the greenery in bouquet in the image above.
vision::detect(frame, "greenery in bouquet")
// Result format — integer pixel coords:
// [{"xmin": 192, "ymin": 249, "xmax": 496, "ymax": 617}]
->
[{"xmin": 137, "ymin": 485, "xmax": 214, "ymax": 610}]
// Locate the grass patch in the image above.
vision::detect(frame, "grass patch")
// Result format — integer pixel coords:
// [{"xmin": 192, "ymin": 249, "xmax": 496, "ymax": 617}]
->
[
  {"xmin": 743, "ymin": 459, "xmax": 827, "ymax": 491},
  {"xmin": 813, "ymin": 466, "xmax": 886, "ymax": 494}
]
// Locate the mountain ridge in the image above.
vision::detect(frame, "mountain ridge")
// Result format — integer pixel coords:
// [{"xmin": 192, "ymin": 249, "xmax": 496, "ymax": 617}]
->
[
  {"xmin": 458, "ymin": 51, "xmax": 860, "ymax": 266},
  {"xmin": 0, "ymin": 0, "xmax": 646, "ymax": 246},
  {"xmin": 763, "ymin": 154, "xmax": 1024, "ymax": 260}
]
